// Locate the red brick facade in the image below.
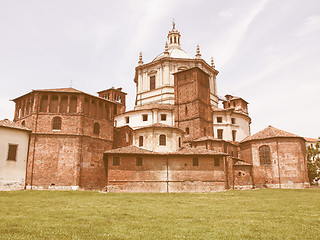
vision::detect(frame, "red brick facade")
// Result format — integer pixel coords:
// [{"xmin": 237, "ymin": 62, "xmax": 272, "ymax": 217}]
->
[
  {"xmin": 13, "ymin": 88, "xmax": 116, "ymax": 190},
  {"xmin": 240, "ymin": 137, "xmax": 308, "ymax": 188},
  {"xmin": 105, "ymin": 152, "xmax": 227, "ymax": 193},
  {"xmin": 174, "ymin": 67, "xmax": 213, "ymax": 141},
  {"xmin": 11, "ymin": 86, "xmax": 308, "ymax": 191}
]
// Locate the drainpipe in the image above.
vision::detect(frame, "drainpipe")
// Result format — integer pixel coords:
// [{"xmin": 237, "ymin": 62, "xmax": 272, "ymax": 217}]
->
[
  {"xmin": 224, "ymin": 156, "xmax": 229, "ymax": 189},
  {"xmin": 166, "ymin": 155, "xmax": 169, "ymax": 193},
  {"xmin": 276, "ymin": 138, "xmax": 281, "ymax": 188},
  {"xmin": 24, "ymin": 130, "xmax": 31, "ymax": 190}
]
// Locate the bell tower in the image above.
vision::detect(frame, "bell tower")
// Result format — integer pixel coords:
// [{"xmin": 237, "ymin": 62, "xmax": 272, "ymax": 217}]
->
[{"xmin": 174, "ymin": 67, "xmax": 213, "ymax": 142}]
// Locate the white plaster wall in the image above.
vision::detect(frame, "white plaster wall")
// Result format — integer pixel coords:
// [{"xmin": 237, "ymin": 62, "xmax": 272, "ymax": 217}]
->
[
  {"xmin": 232, "ymin": 114, "xmax": 250, "ymax": 141},
  {"xmin": 213, "ymin": 112, "xmax": 250, "ymax": 141},
  {"xmin": 0, "ymin": 127, "xmax": 29, "ymax": 190},
  {"xmin": 115, "ymin": 109, "xmax": 174, "ymax": 129},
  {"xmin": 135, "ymin": 59, "xmax": 218, "ymax": 107},
  {"xmin": 133, "ymin": 127, "xmax": 183, "ymax": 152}
]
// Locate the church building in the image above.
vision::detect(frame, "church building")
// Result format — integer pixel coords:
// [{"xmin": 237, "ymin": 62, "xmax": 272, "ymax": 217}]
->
[{"xmin": 9, "ymin": 23, "xmax": 309, "ymax": 192}]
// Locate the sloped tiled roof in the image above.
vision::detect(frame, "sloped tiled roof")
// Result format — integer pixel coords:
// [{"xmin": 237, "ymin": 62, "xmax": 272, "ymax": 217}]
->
[
  {"xmin": 191, "ymin": 136, "xmax": 222, "ymax": 142},
  {"xmin": 224, "ymin": 95, "xmax": 249, "ymax": 104},
  {"xmin": 135, "ymin": 123, "xmax": 183, "ymax": 132},
  {"xmin": 172, "ymin": 147, "xmax": 227, "ymax": 156},
  {"xmin": 105, "ymin": 146, "xmax": 157, "ymax": 155},
  {"xmin": 33, "ymin": 87, "xmax": 83, "ymax": 93},
  {"xmin": 134, "ymin": 103, "xmax": 174, "ymax": 111},
  {"xmin": 0, "ymin": 119, "xmax": 31, "ymax": 132},
  {"xmin": 105, "ymin": 146, "xmax": 227, "ymax": 156},
  {"xmin": 234, "ymin": 161, "xmax": 252, "ymax": 166},
  {"xmin": 241, "ymin": 125, "xmax": 302, "ymax": 142},
  {"xmin": 304, "ymin": 137, "xmax": 319, "ymax": 143},
  {"xmin": 12, "ymin": 87, "xmax": 115, "ymax": 103}
]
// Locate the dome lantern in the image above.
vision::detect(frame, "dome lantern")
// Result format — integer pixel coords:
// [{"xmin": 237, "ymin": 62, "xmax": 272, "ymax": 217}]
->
[{"xmin": 167, "ymin": 20, "xmax": 181, "ymax": 49}]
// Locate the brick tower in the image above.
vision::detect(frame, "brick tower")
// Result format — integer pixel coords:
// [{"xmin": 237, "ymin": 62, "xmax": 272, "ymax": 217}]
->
[
  {"xmin": 174, "ymin": 67, "xmax": 213, "ymax": 142},
  {"xmin": 12, "ymin": 87, "xmax": 123, "ymax": 190}
]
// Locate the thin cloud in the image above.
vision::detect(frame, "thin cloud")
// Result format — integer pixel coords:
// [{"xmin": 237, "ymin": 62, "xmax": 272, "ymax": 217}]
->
[
  {"xmin": 298, "ymin": 15, "xmax": 320, "ymax": 36},
  {"xmin": 213, "ymin": 0, "xmax": 269, "ymax": 69}
]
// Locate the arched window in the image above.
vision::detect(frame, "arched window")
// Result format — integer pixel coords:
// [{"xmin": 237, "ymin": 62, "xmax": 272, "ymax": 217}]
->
[
  {"xmin": 52, "ymin": 117, "xmax": 62, "ymax": 130},
  {"xmin": 139, "ymin": 136, "xmax": 143, "ymax": 147},
  {"xmin": 186, "ymin": 127, "xmax": 189, "ymax": 135},
  {"xmin": 21, "ymin": 121, "xmax": 25, "ymax": 126},
  {"xmin": 93, "ymin": 122, "xmax": 100, "ymax": 135},
  {"xmin": 178, "ymin": 137, "xmax": 181, "ymax": 148},
  {"xmin": 159, "ymin": 134, "xmax": 166, "ymax": 146},
  {"xmin": 259, "ymin": 145, "xmax": 271, "ymax": 165}
]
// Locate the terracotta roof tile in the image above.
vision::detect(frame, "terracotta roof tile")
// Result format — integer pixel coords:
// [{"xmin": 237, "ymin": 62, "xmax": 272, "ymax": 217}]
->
[
  {"xmin": 172, "ymin": 147, "xmax": 227, "ymax": 156},
  {"xmin": 304, "ymin": 137, "xmax": 319, "ymax": 142},
  {"xmin": 135, "ymin": 123, "xmax": 183, "ymax": 132},
  {"xmin": 234, "ymin": 161, "xmax": 252, "ymax": 166},
  {"xmin": 241, "ymin": 125, "xmax": 302, "ymax": 142},
  {"xmin": 34, "ymin": 87, "xmax": 83, "ymax": 93},
  {"xmin": 190, "ymin": 136, "xmax": 222, "ymax": 142},
  {"xmin": 13, "ymin": 87, "xmax": 115, "ymax": 104},
  {"xmin": 105, "ymin": 146, "xmax": 227, "ymax": 156},
  {"xmin": 0, "ymin": 119, "xmax": 31, "ymax": 131},
  {"xmin": 134, "ymin": 103, "xmax": 174, "ymax": 111},
  {"xmin": 105, "ymin": 146, "xmax": 157, "ymax": 155}
]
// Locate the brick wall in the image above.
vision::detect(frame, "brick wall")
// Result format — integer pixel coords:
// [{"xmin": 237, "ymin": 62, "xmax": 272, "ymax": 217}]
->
[
  {"xmin": 113, "ymin": 126, "xmax": 133, "ymax": 149},
  {"xmin": 241, "ymin": 137, "xmax": 308, "ymax": 188},
  {"xmin": 16, "ymin": 90, "xmax": 116, "ymax": 190},
  {"xmin": 174, "ymin": 67, "xmax": 213, "ymax": 142},
  {"xmin": 26, "ymin": 135, "xmax": 80, "ymax": 188},
  {"xmin": 106, "ymin": 154, "xmax": 227, "ymax": 192}
]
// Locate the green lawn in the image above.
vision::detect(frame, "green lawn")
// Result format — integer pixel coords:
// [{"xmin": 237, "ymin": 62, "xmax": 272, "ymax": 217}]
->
[{"xmin": 0, "ymin": 189, "xmax": 319, "ymax": 240}]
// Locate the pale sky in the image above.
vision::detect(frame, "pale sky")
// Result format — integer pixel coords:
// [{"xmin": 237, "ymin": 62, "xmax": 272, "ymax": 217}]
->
[{"xmin": 0, "ymin": 0, "xmax": 319, "ymax": 138}]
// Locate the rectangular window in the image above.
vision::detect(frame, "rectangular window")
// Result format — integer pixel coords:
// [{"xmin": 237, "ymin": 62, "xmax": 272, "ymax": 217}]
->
[
  {"xmin": 113, "ymin": 157, "xmax": 120, "ymax": 166},
  {"xmin": 214, "ymin": 157, "xmax": 220, "ymax": 166},
  {"xmin": 114, "ymin": 105, "xmax": 117, "ymax": 115},
  {"xmin": 142, "ymin": 114, "xmax": 148, "ymax": 121},
  {"xmin": 217, "ymin": 129, "xmax": 223, "ymax": 139},
  {"xmin": 159, "ymin": 135, "xmax": 166, "ymax": 146},
  {"xmin": 160, "ymin": 114, "xmax": 167, "ymax": 121},
  {"xmin": 136, "ymin": 157, "xmax": 143, "ymax": 166},
  {"xmin": 125, "ymin": 116, "xmax": 129, "ymax": 124},
  {"xmin": 150, "ymin": 76, "xmax": 155, "ymax": 90},
  {"xmin": 231, "ymin": 118, "xmax": 236, "ymax": 124},
  {"xmin": 7, "ymin": 144, "xmax": 18, "ymax": 161},
  {"xmin": 217, "ymin": 117, "xmax": 222, "ymax": 123},
  {"xmin": 232, "ymin": 130, "xmax": 237, "ymax": 141},
  {"xmin": 193, "ymin": 158, "xmax": 199, "ymax": 166}
]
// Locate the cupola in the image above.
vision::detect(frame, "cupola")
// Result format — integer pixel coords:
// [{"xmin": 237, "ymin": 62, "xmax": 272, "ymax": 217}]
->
[{"xmin": 167, "ymin": 20, "xmax": 181, "ymax": 49}]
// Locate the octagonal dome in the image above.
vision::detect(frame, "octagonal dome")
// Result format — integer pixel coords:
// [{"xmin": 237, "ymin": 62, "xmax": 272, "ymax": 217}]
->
[{"xmin": 153, "ymin": 47, "xmax": 193, "ymax": 62}]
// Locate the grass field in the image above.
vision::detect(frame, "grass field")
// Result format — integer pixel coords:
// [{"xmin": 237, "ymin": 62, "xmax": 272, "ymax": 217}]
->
[{"xmin": 0, "ymin": 189, "xmax": 320, "ymax": 240}]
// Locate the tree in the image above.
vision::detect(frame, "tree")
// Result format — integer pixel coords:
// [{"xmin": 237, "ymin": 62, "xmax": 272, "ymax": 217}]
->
[{"xmin": 306, "ymin": 138, "xmax": 320, "ymax": 184}]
